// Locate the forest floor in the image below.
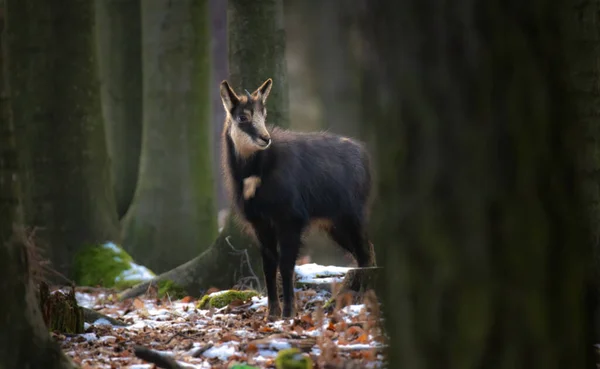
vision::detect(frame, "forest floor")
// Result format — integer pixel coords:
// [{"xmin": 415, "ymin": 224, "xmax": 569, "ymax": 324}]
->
[{"xmin": 55, "ymin": 264, "xmax": 386, "ymax": 369}]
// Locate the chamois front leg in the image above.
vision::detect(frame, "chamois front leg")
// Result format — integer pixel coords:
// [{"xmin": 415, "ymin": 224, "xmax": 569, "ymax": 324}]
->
[
  {"xmin": 277, "ymin": 227, "xmax": 303, "ymax": 319},
  {"xmin": 253, "ymin": 222, "xmax": 280, "ymax": 318}
]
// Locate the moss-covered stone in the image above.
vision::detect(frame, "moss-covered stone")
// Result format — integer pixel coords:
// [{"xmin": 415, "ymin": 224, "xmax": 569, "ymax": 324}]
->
[
  {"xmin": 73, "ymin": 242, "xmax": 155, "ymax": 289},
  {"xmin": 156, "ymin": 279, "xmax": 188, "ymax": 299},
  {"xmin": 196, "ymin": 289, "xmax": 259, "ymax": 309},
  {"xmin": 275, "ymin": 348, "xmax": 313, "ymax": 369}
]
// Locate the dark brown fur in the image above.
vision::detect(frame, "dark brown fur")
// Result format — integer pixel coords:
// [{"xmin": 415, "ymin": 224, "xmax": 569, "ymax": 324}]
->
[{"xmin": 220, "ymin": 79, "xmax": 375, "ymax": 318}]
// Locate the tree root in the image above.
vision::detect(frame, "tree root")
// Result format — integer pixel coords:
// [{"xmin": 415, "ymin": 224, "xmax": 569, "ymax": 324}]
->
[{"xmin": 118, "ymin": 215, "xmax": 263, "ymax": 301}]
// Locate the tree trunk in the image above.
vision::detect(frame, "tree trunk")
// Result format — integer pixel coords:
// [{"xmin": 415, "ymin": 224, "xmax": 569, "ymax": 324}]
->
[
  {"xmin": 122, "ymin": 0, "xmax": 217, "ymax": 273},
  {"xmin": 228, "ymin": 0, "xmax": 289, "ymax": 129},
  {"xmin": 574, "ymin": 0, "xmax": 600, "ymax": 339},
  {"xmin": 210, "ymin": 0, "xmax": 228, "ymax": 214},
  {"xmin": 362, "ymin": 0, "xmax": 596, "ymax": 368},
  {"xmin": 7, "ymin": 0, "xmax": 120, "ymax": 279},
  {"xmin": 304, "ymin": 0, "xmax": 361, "ymax": 138},
  {"xmin": 94, "ymin": 0, "xmax": 143, "ymax": 219},
  {"xmin": 121, "ymin": 0, "xmax": 292, "ymax": 299},
  {"xmin": 0, "ymin": 3, "xmax": 76, "ymax": 366}
]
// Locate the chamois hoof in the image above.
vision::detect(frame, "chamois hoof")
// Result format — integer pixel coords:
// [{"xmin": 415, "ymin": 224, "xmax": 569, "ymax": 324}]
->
[
  {"xmin": 243, "ymin": 176, "xmax": 261, "ymax": 199},
  {"xmin": 266, "ymin": 302, "xmax": 282, "ymax": 321}
]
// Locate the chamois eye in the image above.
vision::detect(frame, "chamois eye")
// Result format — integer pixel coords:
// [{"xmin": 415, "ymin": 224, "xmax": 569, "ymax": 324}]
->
[{"xmin": 237, "ymin": 115, "xmax": 249, "ymax": 123}]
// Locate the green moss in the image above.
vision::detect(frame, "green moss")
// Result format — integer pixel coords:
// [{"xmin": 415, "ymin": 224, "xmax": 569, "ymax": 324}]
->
[
  {"xmin": 196, "ymin": 289, "xmax": 259, "ymax": 309},
  {"xmin": 73, "ymin": 242, "xmax": 155, "ymax": 289},
  {"xmin": 156, "ymin": 279, "xmax": 187, "ymax": 299},
  {"xmin": 275, "ymin": 348, "xmax": 312, "ymax": 369}
]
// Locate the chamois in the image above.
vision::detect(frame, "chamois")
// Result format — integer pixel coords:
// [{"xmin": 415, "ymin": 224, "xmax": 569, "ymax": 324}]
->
[{"xmin": 220, "ymin": 78, "xmax": 375, "ymax": 319}]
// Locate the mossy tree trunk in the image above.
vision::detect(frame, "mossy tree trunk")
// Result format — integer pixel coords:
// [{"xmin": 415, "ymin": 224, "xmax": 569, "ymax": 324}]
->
[
  {"xmin": 120, "ymin": 0, "xmax": 291, "ymax": 299},
  {"xmin": 0, "ymin": 3, "xmax": 76, "ymax": 366},
  {"xmin": 122, "ymin": 0, "xmax": 217, "ymax": 273},
  {"xmin": 94, "ymin": 0, "xmax": 142, "ymax": 219},
  {"xmin": 8, "ymin": 0, "xmax": 120, "ymax": 280},
  {"xmin": 362, "ymin": 0, "xmax": 596, "ymax": 368}
]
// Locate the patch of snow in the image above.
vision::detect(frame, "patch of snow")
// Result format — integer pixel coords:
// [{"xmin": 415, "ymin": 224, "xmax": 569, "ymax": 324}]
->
[
  {"xmin": 75, "ymin": 292, "xmax": 97, "ymax": 308},
  {"xmin": 128, "ymin": 365, "xmax": 153, "ymax": 369},
  {"xmin": 256, "ymin": 350, "xmax": 278, "ymax": 358},
  {"xmin": 202, "ymin": 343, "xmax": 237, "ymax": 360},
  {"xmin": 83, "ymin": 322, "xmax": 91, "ymax": 330},
  {"xmin": 99, "ymin": 336, "xmax": 117, "ymax": 344},
  {"xmin": 268, "ymin": 339, "xmax": 292, "ymax": 351},
  {"xmin": 249, "ymin": 295, "xmax": 268, "ymax": 309},
  {"xmin": 342, "ymin": 304, "xmax": 366, "ymax": 316},
  {"xmin": 93, "ymin": 318, "xmax": 113, "ymax": 326},
  {"xmin": 338, "ymin": 343, "xmax": 378, "ymax": 350},
  {"xmin": 80, "ymin": 333, "xmax": 98, "ymax": 342},
  {"xmin": 295, "ymin": 263, "xmax": 351, "ymax": 283},
  {"xmin": 103, "ymin": 241, "xmax": 121, "ymax": 254},
  {"xmin": 116, "ymin": 261, "xmax": 155, "ymax": 282}
]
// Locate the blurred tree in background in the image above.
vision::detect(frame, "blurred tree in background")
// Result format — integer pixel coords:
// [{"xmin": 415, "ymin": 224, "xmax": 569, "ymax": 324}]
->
[
  {"xmin": 121, "ymin": 0, "xmax": 217, "ymax": 273},
  {"xmin": 94, "ymin": 0, "xmax": 143, "ymax": 220}
]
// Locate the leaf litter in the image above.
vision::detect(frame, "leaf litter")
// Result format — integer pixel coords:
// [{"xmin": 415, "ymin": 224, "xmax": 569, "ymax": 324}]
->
[{"xmin": 56, "ymin": 264, "xmax": 386, "ymax": 368}]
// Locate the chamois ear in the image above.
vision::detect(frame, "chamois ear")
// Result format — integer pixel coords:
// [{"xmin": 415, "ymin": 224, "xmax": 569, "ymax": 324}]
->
[
  {"xmin": 252, "ymin": 78, "xmax": 273, "ymax": 104},
  {"xmin": 220, "ymin": 80, "xmax": 239, "ymax": 112}
]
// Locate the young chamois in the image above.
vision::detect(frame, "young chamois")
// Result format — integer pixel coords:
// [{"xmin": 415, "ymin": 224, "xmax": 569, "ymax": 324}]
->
[{"xmin": 220, "ymin": 78, "xmax": 375, "ymax": 319}]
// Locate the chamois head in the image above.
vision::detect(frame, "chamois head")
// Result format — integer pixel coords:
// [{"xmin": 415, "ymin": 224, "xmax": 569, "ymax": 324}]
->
[{"xmin": 220, "ymin": 78, "xmax": 273, "ymax": 158}]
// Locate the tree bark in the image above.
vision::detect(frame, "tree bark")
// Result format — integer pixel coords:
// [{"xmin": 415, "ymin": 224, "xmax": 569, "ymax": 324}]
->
[
  {"xmin": 0, "ymin": 3, "xmax": 76, "ymax": 366},
  {"xmin": 362, "ymin": 0, "xmax": 596, "ymax": 368},
  {"xmin": 574, "ymin": 0, "xmax": 600, "ymax": 339},
  {"xmin": 228, "ymin": 0, "xmax": 289, "ymax": 129},
  {"xmin": 122, "ymin": 0, "xmax": 217, "ymax": 273},
  {"xmin": 8, "ymin": 0, "xmax": 120, "ymax": 279},
  {"xmin": 210, "ymin": 0, "xmax": 229, "ymax": 214},
  {"xmin": 94, "ymin": 0, "xmax": 143, "ymax": 219}
]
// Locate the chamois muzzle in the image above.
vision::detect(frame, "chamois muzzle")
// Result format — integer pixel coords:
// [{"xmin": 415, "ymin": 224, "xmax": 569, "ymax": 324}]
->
[{"xmin": 256, "ymin": 135, "xmax": 272, "ymax": 149}]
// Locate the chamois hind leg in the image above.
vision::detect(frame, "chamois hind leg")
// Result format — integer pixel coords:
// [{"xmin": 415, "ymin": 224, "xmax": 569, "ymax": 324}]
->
[
  {"xmin": 328, "ymin": 217, "xmax": 375, "ymax": 267},
  {"xmin": 253, "ymin": 221, "xmax": 281, "ymax": 318},
  {"xmin": 276, "ymin": 225, "xmax": 303, "ymax": 318}
]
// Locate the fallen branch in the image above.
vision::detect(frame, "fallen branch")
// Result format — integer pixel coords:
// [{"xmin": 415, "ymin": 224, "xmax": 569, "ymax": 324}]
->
[{"xmin": 133, "ymin": 345, "xmax": 183, "ymax": 369}]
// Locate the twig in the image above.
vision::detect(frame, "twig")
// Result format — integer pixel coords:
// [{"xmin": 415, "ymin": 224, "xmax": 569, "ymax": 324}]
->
[
  {"xmin": 191, "ymin": 342, "xmax": 214, "ymax": 358},
  {"xmin": 225, "ymin": 236, "xmax": 261, "ymax": 289},
  {"xmin": 165, "ymin": 331, "xmax": 204, "ymax": 345}
]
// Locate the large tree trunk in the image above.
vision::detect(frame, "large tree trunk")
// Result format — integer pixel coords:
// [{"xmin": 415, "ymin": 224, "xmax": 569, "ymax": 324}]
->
[
  {"xmin": 121, "ymin": 0, "xmax": 291, "ymax": 299},
  {"xmin": 210, "ymin": 0, "xmax": 228, "ymax": 214},
  {"xmin": 94, "ymin": 0, "xmax": 143, "ymax": 219},
  {"xmin": 122, "ymin": 0, "xmax": 217, "ymax": 273},
  {"xmin": 575, "ymin": 0, "xmax": 600, "ymax": 339},
  {"xmin": 228, "ymin": 0, "xmax": 289, "ymax": 129},
  {"xmin": 0, "ymin": 3, "xmax": 76, "ymax": 366},
  {"xmin": 363, "ymin": 0, "xmax": 596, "ymax": 367},
  {"xmin": 8, "ymin": 0, "xmax": 120, "ymax": 279}
]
